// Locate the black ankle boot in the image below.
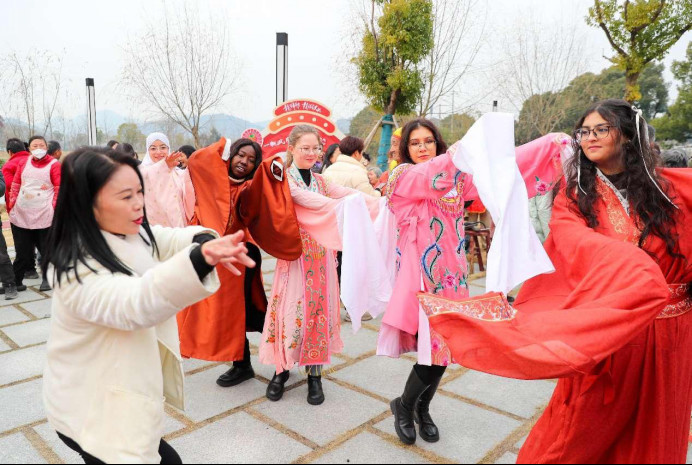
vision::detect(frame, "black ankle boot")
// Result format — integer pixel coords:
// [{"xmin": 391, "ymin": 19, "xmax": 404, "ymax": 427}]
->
[
  {"xmin": 216, "ymin": 365, "xmax": 254, "ymax": 387},
  {"xmin": 217, "ymin": 338, "xmax": 254, "ymax": 387},
  {"xmin": 307, "ymin": 375, "xmax": 325, "ymax": 405},
  {"xmin": 414, "ymin": 373, "xmax": 443, "ymax": 442},
  {"xmin": 391, "ymin": 368, "xmax": 430, "ymax": 445},
  {"xmin": 266, "ymin": 371, "xmax": 290, "ymax": 401}
]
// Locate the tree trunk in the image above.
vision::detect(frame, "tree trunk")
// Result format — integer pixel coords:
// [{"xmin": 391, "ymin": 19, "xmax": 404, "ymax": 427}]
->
[
  {"xmin": 376, "ymin": 88, "xmax": 402, "ymax": 172},
  {"xmin": 624, "ymin": 71, "xmax": 642, "ymax": 104},
  {"xmin": 192, "ymin": 126, "xmax": 200, "ymax": 149}
]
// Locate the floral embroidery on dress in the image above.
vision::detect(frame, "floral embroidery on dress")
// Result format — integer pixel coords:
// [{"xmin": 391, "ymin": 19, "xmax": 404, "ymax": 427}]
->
[
  {"xmin": 422, "ymin": 218, "xmax": 444, "ymax": 293},
  {"xmin": 418, "ymin": 292, "xmax": 517, "ymax": 321}
]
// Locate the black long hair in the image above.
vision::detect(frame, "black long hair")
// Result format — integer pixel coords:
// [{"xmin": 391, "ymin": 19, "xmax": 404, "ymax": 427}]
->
[
  {"xmin": 229, "ymin": 138, "xmax": 262, "ymax": 180},
  {"xmin": 563, "ymin": 99, "xmax": 680, "ymax": 256},
  {"xmin": 399, "ymin": 118, "xmax": 448, "ymax": 165},
  {"xmin": 42, "ymin": 147, "xmax": 158, "ymax": 284},
  {"xmin": 321, "ymin": 143, "xmax": 340, "ymax": 173}
]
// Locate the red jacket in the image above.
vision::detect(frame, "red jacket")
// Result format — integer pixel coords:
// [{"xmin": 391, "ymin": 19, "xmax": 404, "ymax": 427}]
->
[
  {"xmin": 2, "ymin": 151, "xmax": 30, "ymax": 205},
  {"xmin": 6, "ymin": 155, "xmax": 61, "ymax": 213}
]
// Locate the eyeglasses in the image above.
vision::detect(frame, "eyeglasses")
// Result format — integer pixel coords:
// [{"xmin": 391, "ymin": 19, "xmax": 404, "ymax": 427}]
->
[
  {"xmin": 409, "ymin": 139, "xmax": 436, "ymax": 150},
  {"xmin": 297, "ymin": 147, "xmax": 323, "ymax": 156},
  {"xmin": 575, "ymin": 126, "xmax": 612, "ymax": 142}
]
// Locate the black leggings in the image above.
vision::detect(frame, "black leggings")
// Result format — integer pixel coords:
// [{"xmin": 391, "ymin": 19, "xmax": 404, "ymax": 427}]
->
[{"xmin": 57, "ymin": 433, "xmax": 182, "ymax": 464}]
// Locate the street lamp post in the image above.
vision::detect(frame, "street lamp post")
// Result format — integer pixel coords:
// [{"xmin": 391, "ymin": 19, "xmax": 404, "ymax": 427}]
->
[
  {"xmin": 276, "ymin": 33, "xmax": 288, "ymax": 106},
  {"xmin": 86, "ymin": 78, "xmax": 97, "ymax": 145}
]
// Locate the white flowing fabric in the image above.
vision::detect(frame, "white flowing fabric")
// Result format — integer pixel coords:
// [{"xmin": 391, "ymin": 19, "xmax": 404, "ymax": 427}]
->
[
  {"xmin": 338, "ymin": 195, "xmax": 393, "ymax": 332},
  {"xmin": 452, "ymin": 113, "xmax": 555, "ymax": 294}
]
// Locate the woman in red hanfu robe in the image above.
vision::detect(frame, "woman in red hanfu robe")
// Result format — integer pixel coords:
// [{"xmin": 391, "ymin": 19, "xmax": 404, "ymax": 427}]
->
[
  {"xmin": 421, "ymin": 99, "xmax": 692, "ymax": 464},
  {"xmin": 177, "ymin": 138, "xmax": 301, "ymax": 388}
]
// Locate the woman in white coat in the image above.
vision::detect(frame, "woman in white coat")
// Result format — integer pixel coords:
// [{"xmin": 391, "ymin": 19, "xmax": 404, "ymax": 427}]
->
[{"xmin": 41, "ymin": 147, "xmax": 255, "ymax": 464}]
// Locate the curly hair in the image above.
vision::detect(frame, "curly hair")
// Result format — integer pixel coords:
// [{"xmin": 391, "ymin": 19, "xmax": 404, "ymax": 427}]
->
[{"xmin": 562, "ymin": 99, "xmax": 680, "ymax": 257}]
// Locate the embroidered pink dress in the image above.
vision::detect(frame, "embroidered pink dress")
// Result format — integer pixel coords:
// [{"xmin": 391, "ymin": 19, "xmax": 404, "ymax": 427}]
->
[
  {"xmin": 259, "ymin": 165, "xmax": 345, "ymax": 373},
  {"xmin": 379, "ymin": 150, "xmax": 473, "ymax": 366}
]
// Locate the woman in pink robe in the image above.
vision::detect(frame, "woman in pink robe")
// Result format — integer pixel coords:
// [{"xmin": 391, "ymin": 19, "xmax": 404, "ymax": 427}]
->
[
  {"xmin": 139, "ymin": 132, "xmax": 196, "ymax": 228},
  {"xmin": 260, "ymin": 124, "xmax": 365, "ymax": 406},
  {"xmin": 381, "ymin": 119, "xmax": 568, "ymax": 446}
]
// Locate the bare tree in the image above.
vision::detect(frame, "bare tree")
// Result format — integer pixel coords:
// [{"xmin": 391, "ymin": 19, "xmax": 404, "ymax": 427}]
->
[
  {"xmin": 121, "ymin": 2, "xmax": 239, "ymax": 148},
  {"xmin": 0, "ymin": 50, "xmax": 64, "ymax": 140},
  {"xmin": 418, "ymin": 0, "xmax": 487, "ymax": 118},
  {"xmin": 495, "ymin": 16, "xmax": 590, "ymax": 139}
]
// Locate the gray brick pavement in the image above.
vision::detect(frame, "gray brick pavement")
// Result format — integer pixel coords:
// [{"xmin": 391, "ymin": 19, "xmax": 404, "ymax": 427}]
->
[{"xmin": 0, "ymin": 255, "xmax": 689, "ymax": 464}]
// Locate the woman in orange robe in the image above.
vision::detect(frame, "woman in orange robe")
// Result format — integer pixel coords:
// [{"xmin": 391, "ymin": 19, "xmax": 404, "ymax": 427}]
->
[
  {"xmin": 421, "ymin": 99, "xmax": 692, "ymax": 463},
  {"xmin": 177, "ymin": 138, "xmax": 301, "ymax": 388}
]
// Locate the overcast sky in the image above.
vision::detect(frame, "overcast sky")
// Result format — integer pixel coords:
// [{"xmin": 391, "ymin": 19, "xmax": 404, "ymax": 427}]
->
[{"xmin": 1, "ymin": 0, "xmax": 689, "ymax": 125}]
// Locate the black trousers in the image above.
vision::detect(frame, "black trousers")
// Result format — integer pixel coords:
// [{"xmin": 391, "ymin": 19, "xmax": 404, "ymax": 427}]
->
[
  {"xmin": 244, "ymin": 243, "xmax": 266, "ymax": 332},
  {"xmin": 57, "ymin": 432, "xmax": 182, "ymax": 464},
  {"xmin": 0, "ymin": 228, "xmax": 15, "ymax": 287},
  {"xmin": 11, "ymin": 224, "xmax": 48, "ymax": 286}
]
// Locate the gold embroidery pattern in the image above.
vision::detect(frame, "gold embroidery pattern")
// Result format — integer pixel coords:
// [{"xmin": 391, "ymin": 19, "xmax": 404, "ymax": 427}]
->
[
  {"xmin": 384, "ymin": 163, "xmax": 413, "ymax": 210},
  {"xmin": 658, "ymin": 284, "xmax": 692, "ymax": 320},
  {"xmin": 418, "ymin": 292, "xmax": 516, "ymax": 321},
  {"xmin": 595, "ymin": 178, "xmax": 641, "ymax": 245}
]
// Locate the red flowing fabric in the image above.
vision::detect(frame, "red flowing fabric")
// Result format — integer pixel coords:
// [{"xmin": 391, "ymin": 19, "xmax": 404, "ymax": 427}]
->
[{"xmin": 426, "ymin": 169, "xmax": 692, "ymax": 463}]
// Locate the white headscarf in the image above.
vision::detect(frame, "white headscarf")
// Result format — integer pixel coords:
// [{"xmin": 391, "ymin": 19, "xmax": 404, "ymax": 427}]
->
[{"xmin": 142, "ymin": 132, "xmax": 170, "ymax": 166}]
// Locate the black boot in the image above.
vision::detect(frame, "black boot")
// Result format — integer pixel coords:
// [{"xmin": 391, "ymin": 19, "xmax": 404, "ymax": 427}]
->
[
  {"xmin": 217, "ymin": 338, "xmax": 254, "ymax": 387},
  {"xmin": 307, "ymin": 375, "xmax": 325, "ymax": 406},
  {"xmin": 415, "ymin": 373, "xmax": 443, "ymax": 442},
  {"xmin": 390, "ymin": 368, "xmax": 430, "ymax": 445},
  {"xmin": 266, "ymin": 371, "xmax": 290, "ymax": 401}
]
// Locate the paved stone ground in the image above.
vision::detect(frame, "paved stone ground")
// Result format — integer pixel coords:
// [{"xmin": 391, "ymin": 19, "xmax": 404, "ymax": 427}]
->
[{"xmin": 1, "ymin": 252, "xmax": 690, "ymax": 464}]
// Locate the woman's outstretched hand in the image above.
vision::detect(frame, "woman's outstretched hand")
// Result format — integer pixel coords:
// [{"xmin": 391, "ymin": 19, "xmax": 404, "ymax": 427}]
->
[{"xmin": 201, "ymin": 231, "xmax": 256, "ymax": 276}]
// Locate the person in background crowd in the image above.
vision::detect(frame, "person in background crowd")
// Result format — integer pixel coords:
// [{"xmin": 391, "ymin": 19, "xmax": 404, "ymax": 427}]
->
[
  {"xmin": 7, "ymin": 135, "xmax": 60, "ymax": 292},
  {"xmin": 0, "ymin": 170, "xmax": 18, "ymax": 300},
  {"xmin": 362, "ymin": 152, "xmax": 371, "ymax": 167},
  {"xmin": 320, "ymin": 143, "xmax": 340, "ymax": 174},
  {"xmin": 3, "ymin": 138, "xmax": 37, "ymax": 286},
  {"xmin": 378, "ymin": 128, "xmax": 403, "ymax": 187},
  {"xmin": 140, "ymin": 132, "xmax": 195, "ymax": 228},
  {"xmin": 116, "ymin": 143, "xmax": 139, "ymax": 162},
  {"xmin": 178, "ymin": 145, "xmax": 196, "ymax": 159},
  {"xmin": 323, "ymin": 136, "xmax": 381, "ymax": 197},
  {"xmin": 42, "ymin": 147, "xmax": 255, "ymax": 464},
  {"xmin": 367, "ymin": 166, "xmax": 385, "ymax": 193},
  {"xmin": 47, "ymin": 141, "xmax": 63, "ymax": 162},
  {"xmin": 106, "ymin": 140, "xmax": 119, "ymax": 150},
  {"xmin": 662, "ymin": 148, "xmax": 689, "ymax": 168}
]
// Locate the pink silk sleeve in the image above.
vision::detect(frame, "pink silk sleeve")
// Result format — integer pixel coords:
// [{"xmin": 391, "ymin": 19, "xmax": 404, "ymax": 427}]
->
[
  {"xmin": 389, "ymin": 151, "xmax": 460, "ymax": 202},
  {"xmin": 289, "ymin": 182, "xmax": 381, "ymax": 252}
]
